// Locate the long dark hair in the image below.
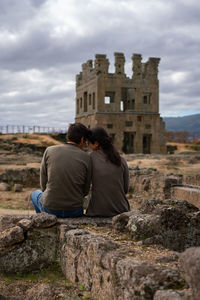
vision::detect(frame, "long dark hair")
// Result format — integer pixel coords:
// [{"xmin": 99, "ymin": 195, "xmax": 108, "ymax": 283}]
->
[{"xmin": 88, "ymin": 127, "xmax": 121, "ymax": 166}]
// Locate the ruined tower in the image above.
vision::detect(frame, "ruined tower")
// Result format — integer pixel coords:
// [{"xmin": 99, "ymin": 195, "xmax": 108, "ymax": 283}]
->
[{"xmin": 75, "ymin": 53, "xmax": 166, "ymax": 154}]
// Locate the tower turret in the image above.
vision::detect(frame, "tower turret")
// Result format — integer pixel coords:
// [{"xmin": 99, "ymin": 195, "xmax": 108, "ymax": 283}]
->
[
  {"xmin": 94, "ymin": 54, "xmax": 109, "ymax": 75},
  {"xmin": 114, "ymin": 52, "xmax": 125, "ymax": 75}
]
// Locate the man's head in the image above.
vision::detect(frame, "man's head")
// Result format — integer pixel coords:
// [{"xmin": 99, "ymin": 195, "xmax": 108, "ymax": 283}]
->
[{"xmin": 67, "ymin": 123, "xmax": 89, "ymax": 147}]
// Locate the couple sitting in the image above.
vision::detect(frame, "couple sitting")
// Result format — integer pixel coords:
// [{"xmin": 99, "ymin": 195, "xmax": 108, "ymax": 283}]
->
[{"xmin": 31, "ymin": 123, "xmax": 130, "ymax": 218}]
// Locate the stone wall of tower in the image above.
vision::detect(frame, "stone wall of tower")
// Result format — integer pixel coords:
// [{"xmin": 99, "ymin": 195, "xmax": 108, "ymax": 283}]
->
[{"xmin": 75, "ymin": 53, "xmax": 166, "ymax": 154}]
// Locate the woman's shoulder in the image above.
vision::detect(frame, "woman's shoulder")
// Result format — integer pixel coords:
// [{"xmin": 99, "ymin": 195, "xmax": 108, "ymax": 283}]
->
[{"xmin": 120, "ymin": 156, "xmax": 128, "ymax": 167}]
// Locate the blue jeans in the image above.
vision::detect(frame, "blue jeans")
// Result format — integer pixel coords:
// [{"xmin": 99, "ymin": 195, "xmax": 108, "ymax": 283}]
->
[{"xmin": 30, "ymin": 190, "xmax": 83, "ymax": 218}]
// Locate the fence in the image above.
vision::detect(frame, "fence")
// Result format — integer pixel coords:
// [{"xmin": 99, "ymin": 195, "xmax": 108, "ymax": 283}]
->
[{"xmin": 0, "ymin": 125, "xmax": 67, "ymax": 134}]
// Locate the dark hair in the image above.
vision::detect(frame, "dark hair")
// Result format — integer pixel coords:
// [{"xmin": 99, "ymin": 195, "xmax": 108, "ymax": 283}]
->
[
  {"xmin": 67, "ymin": 123, "xmax": 89, "ymax": 144},
  {"xmin": 88, "ymin": 127, "xmax": 121, "ymax": 166}
]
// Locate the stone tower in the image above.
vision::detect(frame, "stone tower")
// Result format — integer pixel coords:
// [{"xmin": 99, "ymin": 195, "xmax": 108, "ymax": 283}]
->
[{"xmin": 75, "ymin": 53, "xmax": 166, "ymax": 154}]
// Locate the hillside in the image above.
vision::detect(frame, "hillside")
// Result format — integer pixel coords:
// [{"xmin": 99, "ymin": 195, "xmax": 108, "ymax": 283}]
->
[{"xmin": 164, "ymin": 114, "xmax": 200, "ymax": 132}]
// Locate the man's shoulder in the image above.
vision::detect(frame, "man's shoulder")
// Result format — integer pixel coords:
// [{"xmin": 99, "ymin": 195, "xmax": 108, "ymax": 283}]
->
[{"xmin": 46, "ymin": 144, "xmax": 64, "ymax": 151}]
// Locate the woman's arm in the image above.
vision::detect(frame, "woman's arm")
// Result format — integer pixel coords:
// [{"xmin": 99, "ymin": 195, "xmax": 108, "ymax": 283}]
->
[{"xmin": 40, "ymin": 149, "xmax": 48, "ymax": 191}]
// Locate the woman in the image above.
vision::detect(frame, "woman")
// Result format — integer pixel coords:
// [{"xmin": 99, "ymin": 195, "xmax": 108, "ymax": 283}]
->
[{"xmin": 86, "ymin": 127, "xmax": 130, "ymax": 217}]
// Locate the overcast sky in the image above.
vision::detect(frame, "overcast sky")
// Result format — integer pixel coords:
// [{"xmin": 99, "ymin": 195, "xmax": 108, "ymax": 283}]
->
[{"xmin": 0, "ymin": 0, "xmax": 200, "ymax": 129}]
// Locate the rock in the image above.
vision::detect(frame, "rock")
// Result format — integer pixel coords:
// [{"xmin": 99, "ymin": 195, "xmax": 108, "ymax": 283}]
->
[
  {"xmin": 126, "ymin": 210, "xmax": 161, "ymax": 240},
  {"xmin": 13, "ymin": 183, "xmax": 23, "ymax": 192},
  {"xmin": 153, "ymin": 289, "xmax": 189, "ymax": 300},
  {"xmin": 0, "ymin": 182, "xmax": 10, "ymax": 191},
  {"xmin": 112, "ymin": 211, "xmax": 134, "ymax": 231},
  {"xmin": 112, "ymin": 203, "xmax": 200, "ymax": 252},
  {"xmin": 0, "ymin": 226, "xmax": 24, "ymax": 248},
  {"xmin": 25, "ymin": 283, "xmax": 55, "ymax": 300},
  {"xmin": 57, "ymin": 216, "xmax": 112, "ymax": 226},
  {"xmin": 139, "ymin": 198, "xmax": 164, "ymax": 214},
  {"xmin": 33, "ymin": 212, "xmax": 57, "ymax": 228},
  {"xmin": 18, "ymin": 219, "xmax": 33, "ymax": 231},
  {"xmin": 155, "ymin": 253, "xmax": 179, "ymax": 263},
  {"xmin": 116, "ymin": 258, "xmax": 183, "ymax": 300},
  {"xmin": 179, "ymin": 247, "xmax": 200, "ymax": 300},
  {"xmin": 0, "ymin": 215, "xmax": 30, "ymax": 231},
  {"xmin": 0, "ymin": 226, "xmax": 58, "ymax": 273}
]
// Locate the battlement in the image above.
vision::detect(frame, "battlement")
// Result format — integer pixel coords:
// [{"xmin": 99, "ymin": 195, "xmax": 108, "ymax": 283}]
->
[{"xmin": 76, "ymin": 53, "xmax": 160, "ymax": 87}]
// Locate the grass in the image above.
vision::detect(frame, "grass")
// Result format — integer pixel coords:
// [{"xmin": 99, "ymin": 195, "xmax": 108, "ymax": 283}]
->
[
  {"xmin": 0, "ymin": 261, "xmax": 93, "ymax": 300},
  {"xmin": 2, "ymin": 261, "xmax": 65, "ymax": 284}
]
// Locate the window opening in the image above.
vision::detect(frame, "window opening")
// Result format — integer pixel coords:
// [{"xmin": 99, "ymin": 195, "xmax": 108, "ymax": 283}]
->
[
  {"xmin": 120, "ymin": 101, "xmax": 124, "ymax": 111},
  {"xmin": 84, "ymin": 92, "xmax": 87, "ymax": 112},
  {"xmin": 107, "ymin": 124, "xmax": 113, "ymax": 129},
  {"xmin": 77, "ymin": 99, "xmax": 79, "ymax": 114},
  {"xmin": 92, "ymin": 93, "xmax": 95, "ymax": 109},
  {"xmin": 104, "ymin": 96, "xmax": 111, "ymax": 104}
]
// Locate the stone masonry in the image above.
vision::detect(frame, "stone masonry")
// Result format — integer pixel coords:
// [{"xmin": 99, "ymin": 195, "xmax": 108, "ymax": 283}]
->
[
  {"xmin": 1, "ymin": 213, "xmax": 200, "ymax": 299},
  {"xmin": 75, "ymin": 53, "xmax": 166, "ymax": 154}
]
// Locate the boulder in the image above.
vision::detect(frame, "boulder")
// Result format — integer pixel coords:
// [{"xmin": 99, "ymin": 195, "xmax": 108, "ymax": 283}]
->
[
  {"xmin": 0, "ymin": 182, "xmax": 10, "ymax": 191},
  {"xmin": 33, "ymin": 212, "xmax": 57, "ymax": 228},
  {"xmin": 0, "ymin": 226, "xmax": 58, "ymax": 273},
  {"xmin": 179, "ymin": 247, "xmax": 200, "ymax": 300},
  {"xmin": 112, "ymin": 200, "xmax": 200, "ymax": 251},
  {"xmin": 0, "ymin": 226, "xmax": 24, "ymax": 248},
  {"xmin": 18, "ymin": 219, "xmax": 33, "ymax": 231}
]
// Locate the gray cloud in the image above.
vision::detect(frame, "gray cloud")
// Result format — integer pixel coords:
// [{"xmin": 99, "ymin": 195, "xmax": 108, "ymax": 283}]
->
[{"xmin": 0, "ymin": 0, "xmax": 200, "ymax": 127}]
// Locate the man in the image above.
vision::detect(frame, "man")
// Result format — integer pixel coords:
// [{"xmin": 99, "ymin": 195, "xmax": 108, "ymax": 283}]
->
[{"xmin": 31, "ymin": 123, "xmax": 91, "ymax": 218}]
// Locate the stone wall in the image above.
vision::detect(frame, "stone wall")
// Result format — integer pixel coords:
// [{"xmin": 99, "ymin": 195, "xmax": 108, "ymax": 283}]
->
[
  {"xmin": 0, "ymin": 167, "xmax": 40, "ymax": 187},
  {"xmin": 60, "ymin": 227, "xmax": 183, "ymax": 300},
  {"xmin": 128, "ymin": 167, "xmax": 183, "ymax": 202},
  {"xmin": 172, "ymin": 186, "xmax": 200, "ymax": 209},
  {"xmin": 183, "ymin": 174, "xmax": 200, "ymax": 186},
  {"xmin": 1, "ymin": 212, "xmax": 200, "ymax": 299}
]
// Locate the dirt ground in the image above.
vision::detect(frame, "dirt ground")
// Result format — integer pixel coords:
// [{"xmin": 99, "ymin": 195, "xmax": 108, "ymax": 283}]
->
[
  {"xmin": 0, "ymin": 134, "xmax": 200, "ymax": 212},
  {"xmin": 0, "ymin": 134, "xmax": 199, "ymax": 299}
]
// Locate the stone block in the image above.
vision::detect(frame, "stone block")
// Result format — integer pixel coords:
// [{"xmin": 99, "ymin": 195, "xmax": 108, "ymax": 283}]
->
[{"xmin": 13, "ymin": 183, "xmax": 23, "ymax": 192}]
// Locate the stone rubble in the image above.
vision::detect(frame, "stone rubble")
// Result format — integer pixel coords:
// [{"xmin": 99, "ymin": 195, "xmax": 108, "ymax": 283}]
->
[{"xmin": 113, "ymin": 199, "xmax": 200, "ymax": 251}]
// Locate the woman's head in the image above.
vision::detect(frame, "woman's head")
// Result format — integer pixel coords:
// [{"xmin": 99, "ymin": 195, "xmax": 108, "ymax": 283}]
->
[
  {"xmin": 88, "ymin": 127, "xmax": 121, "ymax": 166},
  {"xmin": 88, "ymin": 127, "xmax": 112, "ymax": 151}
]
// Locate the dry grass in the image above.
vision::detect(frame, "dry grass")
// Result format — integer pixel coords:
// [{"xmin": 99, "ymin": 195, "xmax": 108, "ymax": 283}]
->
[
  {"xmin": 127, "ymin": 155, "xmax": 200, "ymax": 176},
  {"xmin": 0, "ymin": 133, "xmax": 62, "ymax": 146},
  {"xmin": 0, "ymin": 188, "xmax": 35, "ymax": 210}
]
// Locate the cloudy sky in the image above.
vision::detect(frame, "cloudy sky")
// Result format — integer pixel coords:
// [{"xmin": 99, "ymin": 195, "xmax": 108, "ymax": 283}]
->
[{"xmin": 0, "ymin": 0, "xmax": 200, "ymax": 129}]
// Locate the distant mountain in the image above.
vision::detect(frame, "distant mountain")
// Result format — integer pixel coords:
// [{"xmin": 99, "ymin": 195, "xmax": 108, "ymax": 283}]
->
[{"xmin": 163, "ymin": 114, "xmax": 200, "ymax": 132}]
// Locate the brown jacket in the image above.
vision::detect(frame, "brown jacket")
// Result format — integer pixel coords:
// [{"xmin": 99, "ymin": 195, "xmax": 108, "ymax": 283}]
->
[{"xmin": 40, "ymin": 144, "xmax": 91, "ymax": 210}]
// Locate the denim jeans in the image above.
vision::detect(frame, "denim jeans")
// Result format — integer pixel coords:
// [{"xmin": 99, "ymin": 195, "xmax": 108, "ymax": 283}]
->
[{"xmin": 30, "ymin": 190, "xmax": 83, "ymax": 218}]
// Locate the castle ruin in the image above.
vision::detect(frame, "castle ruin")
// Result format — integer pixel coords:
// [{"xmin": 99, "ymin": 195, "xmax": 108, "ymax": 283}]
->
[{"xmin": 75, "ymin": 53, "xmax": 166, "ymax": 154}]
